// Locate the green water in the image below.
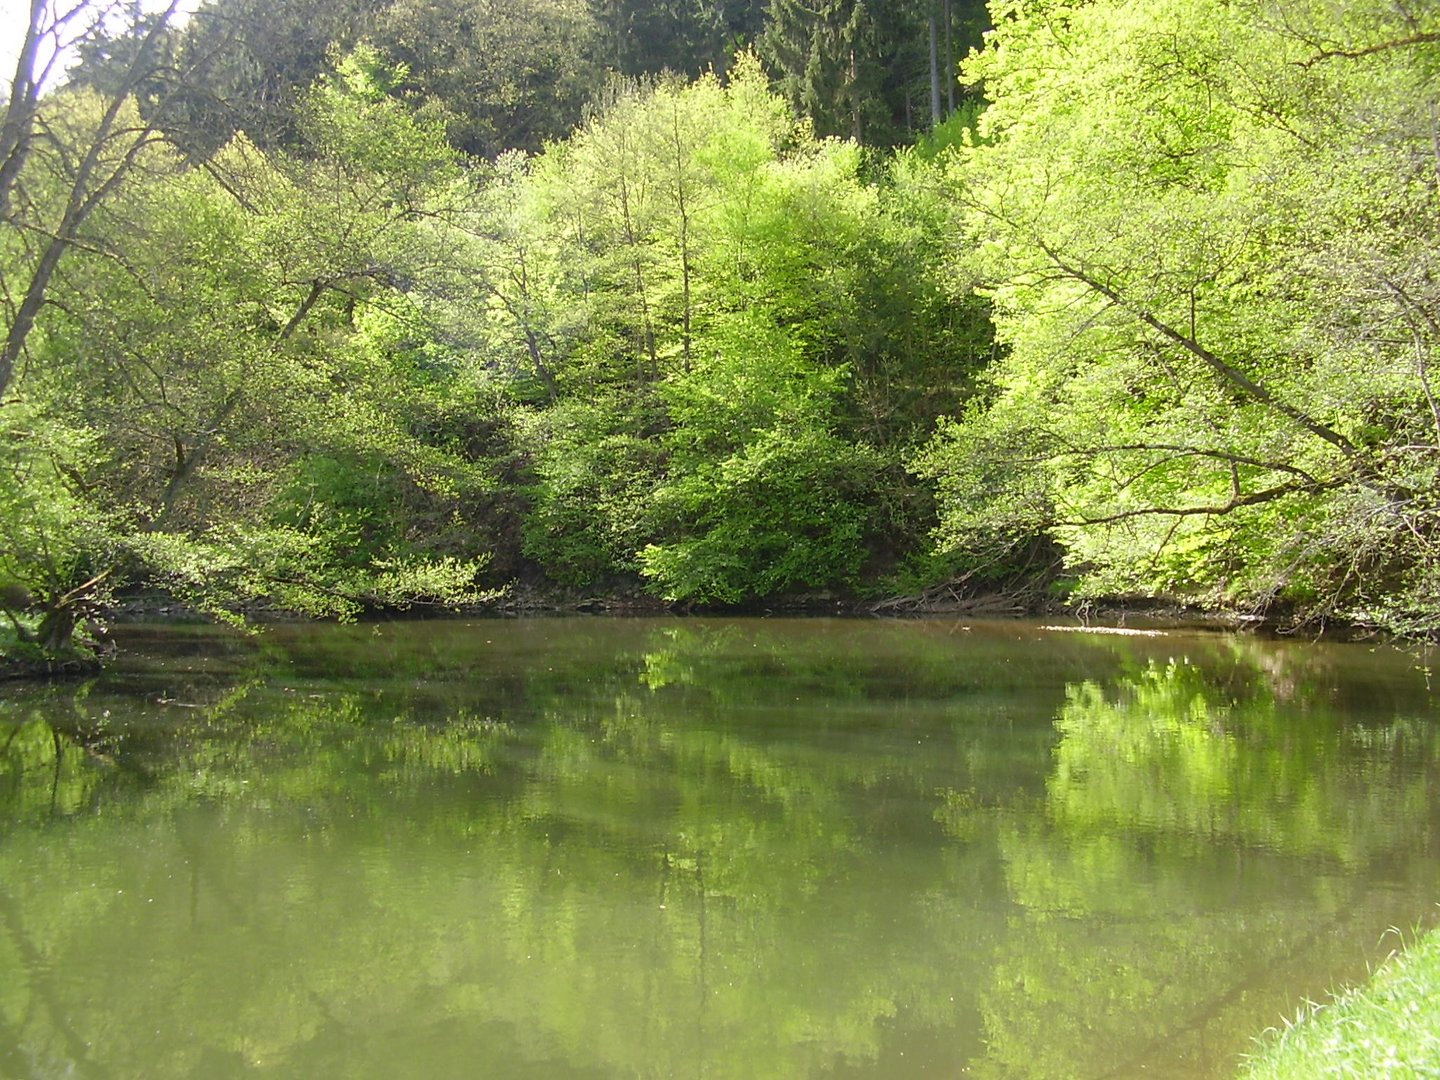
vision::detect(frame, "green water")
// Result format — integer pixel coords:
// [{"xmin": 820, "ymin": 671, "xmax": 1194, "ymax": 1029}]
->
[{"xmin": 1, "ymin": 617, "xmax": 1437, "ymax": 1079}]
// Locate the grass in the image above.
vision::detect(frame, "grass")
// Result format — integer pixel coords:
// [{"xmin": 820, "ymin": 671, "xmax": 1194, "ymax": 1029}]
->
[{"xmin": 1240, "ymin": 926, "xmax": 1440, "ymax": 1079}]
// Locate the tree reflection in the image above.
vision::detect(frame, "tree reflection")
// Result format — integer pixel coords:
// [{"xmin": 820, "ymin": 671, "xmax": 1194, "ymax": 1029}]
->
[
  {"xmin": 1048, "ymin": 659, "xmax": 1439, "ymax": 863},
  {"xmin": 967, "ymin": 654, "xmax": 1440, "ymax": 1079}
]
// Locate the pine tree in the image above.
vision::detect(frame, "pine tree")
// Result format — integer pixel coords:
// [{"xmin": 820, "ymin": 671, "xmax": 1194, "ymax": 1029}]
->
[
  {"xmin": 588, "ymin": 0, "xmax": 767, "ymax": 78},
  {"xmin": 761, "ymin": 0, "xmax": 873, "ymax": 140}
]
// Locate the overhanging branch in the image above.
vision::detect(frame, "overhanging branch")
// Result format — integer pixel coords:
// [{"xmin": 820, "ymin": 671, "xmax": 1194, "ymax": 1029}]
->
[
  {"xmin": 1032, "ymin": 239, "xmax": 1360, "ymax": 458},
  {"xmin": 1298, "ymin": 32, "xmax": 1440, "ymax": 68},
  {"xmin": 1062, "ymin": 476, "xmax": 1343, "ymax": 527}
]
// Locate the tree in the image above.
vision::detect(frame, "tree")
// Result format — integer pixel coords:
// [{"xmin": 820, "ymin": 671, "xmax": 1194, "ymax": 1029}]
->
[
  {"xmin": 0, "ymin": 0, "xmax": 207, "ymax": 661},
  {"xmin": 588, "ymin": 0, "xmax": 767, "ymax": 79},
  {"xmin": 1, "ymin": 0, "xmax": 184, "ymax": 402},
  {"xmin": 915, "ymin": 0, "xmax": 1440, "ymax": 633},
  {"xmin": 761, "ymin": 0, "xmax": 880, "ymax": 142},
  {"xmin": 0, "ymin": 406, "xmax": 122, "ymax": 657},
  {"xmin": 144, "ymin": 0, "xmax": 381, "ymax": 157},
  {"xmin": 504, "ymin": 60, "xmax": 907, "ymax": 599},
  {"xmin": 759, "ymin": 0, "xmax": 989, "ymax": 144},
  {"xmin": 372, "ymin": 0, "xmax": 603, "ymax": 158},
  {"xmin": 3, "ymin": 48, "xmax": 491, "ymax": 653},
  {"xmin": 449, "ymin": 55, "xmax": 991, "ymax": 600}
]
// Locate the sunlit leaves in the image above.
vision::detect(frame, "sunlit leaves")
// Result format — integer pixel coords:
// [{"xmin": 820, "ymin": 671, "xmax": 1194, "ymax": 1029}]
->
[
  {"xmin": 500, "ymin": 56, "xmax": 938, "ymax": 599},
  {"xmin": 0, "ymin": 406, "xmax": 124, "ymax": 651},
  {"xmin": 5, "ymin": 51, "xmax": 491, "ymax": 635},
  {"xmin": 915, "ymin": 0, "xmax": 1440, "ymax": 630}
]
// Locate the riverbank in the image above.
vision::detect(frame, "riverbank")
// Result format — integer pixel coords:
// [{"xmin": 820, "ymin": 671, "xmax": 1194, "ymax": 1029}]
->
[
  {"xmin": 1240, "ymin": 926, "xmax": 1440, "ymax": 1078},
  {"xmin": 0, "ymin": 579, "xmax": 1406, "ymax": 682},
  {"xmin": 0, "ymin": 625, "xmax": 103, "ymax": 681}
]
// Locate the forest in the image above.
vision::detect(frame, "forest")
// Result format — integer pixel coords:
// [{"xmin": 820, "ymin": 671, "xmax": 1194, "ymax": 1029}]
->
[{"xmin": 1, "ymin": 0, "xmax": 1438, "ymax": 667}]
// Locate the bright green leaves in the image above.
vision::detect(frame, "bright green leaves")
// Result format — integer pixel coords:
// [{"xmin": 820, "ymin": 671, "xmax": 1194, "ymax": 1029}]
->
[
  {"xmin": 476, "ymin": 57, "xmax": 998, "ymax": 603},
  {"xmin": 518, "ymin": 395, "xmax": 665, "ymax": 586},
  {"xmin": 642, "ymin": 306, "xmax": 882, "ymax": 603},
  {"xmin": 130, "ymin": 525, "xmax": 489, "ymax": 624},
  {"xmin": 497, "ymin": 59, "xmax": 947, "ymax": 602},
  {"xmin": 297, "ymin": 44, "xmax": 461, "ymax": 204},
  {"xmin": 0, "ymin": 407, "xmax": 124, "ymax": 656},
  {"xmin": 2, "ymin": 49, "xmax": 492, "ymax": 646},
  {"xmin": 639, "ymin": 427, "xmax": 883, "ymax": 604},
  {"xmin": 915, "ymin": 0, "xmax": 1440, "ymax": 630},
  {"xmin": 528, "ymin": 60, "xmax": 800, "ymax": 382}
]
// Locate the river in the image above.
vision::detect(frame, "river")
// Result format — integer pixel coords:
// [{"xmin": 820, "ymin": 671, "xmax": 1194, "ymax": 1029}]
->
[{"xmin": 1, "ymin": 617, "xmax": 1436, "ymax": 1078}]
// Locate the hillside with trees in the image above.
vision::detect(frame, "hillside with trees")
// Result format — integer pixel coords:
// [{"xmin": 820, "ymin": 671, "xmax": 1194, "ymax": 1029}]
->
[{"xmin": 1, "ymin": 0, "xmax": 1437, "ymax": 669}]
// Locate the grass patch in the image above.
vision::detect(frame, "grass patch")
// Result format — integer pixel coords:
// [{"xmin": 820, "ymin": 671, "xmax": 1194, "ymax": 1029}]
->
[{"xmin": 1241, "ymin": 927, "xmax": 1440, "ymax": 1078}]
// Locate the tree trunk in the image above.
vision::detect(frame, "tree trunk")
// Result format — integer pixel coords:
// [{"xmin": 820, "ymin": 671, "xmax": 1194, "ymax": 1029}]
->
[
  {"xmin": 0, "ymin": 0, "xmax": 183, "ymax": 401},
  {"xmin": 849, "ymin": 48, "xmax": 862, "ymax": 143},
  {"xmin": 929, "ymin": 6, "xmax": 942, "ymax": 127},
  {"xmin": 0, "ymin": 0, "xmax": 45, "ymax": 226},
  {"xmin": 943, "ymin": 0, "xmax": 955, "ymax": 113},
  {"xmin": 36, "ymin": 607, "xmax": 78, "ymax": 654}
]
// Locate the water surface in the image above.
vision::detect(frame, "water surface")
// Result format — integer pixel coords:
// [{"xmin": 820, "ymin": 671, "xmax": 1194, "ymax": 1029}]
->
[{"xmin": 2, "ymin": 617, "xmax": 1437, "ymax": 1078}]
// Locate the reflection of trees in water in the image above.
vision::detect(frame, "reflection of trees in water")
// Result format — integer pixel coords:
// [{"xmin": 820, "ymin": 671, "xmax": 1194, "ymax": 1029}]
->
[
  {"xmin": 965, "ymin": 657, "xmax": 1440, "ymax": 1080},
  {"xmin": 0, "ymin": 672, "xmax": 991, "ymax": 1076},
  {"xmin": 0, "ymin": 622, "xmax": 1436, "ymax": 1077},
  {"xmin": 1048, "ymin": 660, "xmax": 1440, "ymax": 864},
  {"xmin": 0, "ymin": 689, "xmax": 130, "ymax": 822}
]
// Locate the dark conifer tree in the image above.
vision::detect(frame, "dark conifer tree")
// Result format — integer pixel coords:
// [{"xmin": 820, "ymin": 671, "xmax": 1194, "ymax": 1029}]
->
[
  {"xmin": 760, "ymin": 0, "xmax": 988, "ymax": 145},
  {"xmin": 374, "ymin": 0, "xmax": 604, "ymax": 157},
  {"xmin": 587, "ymin": 0, "xmax": 768, "ymax": 78}
]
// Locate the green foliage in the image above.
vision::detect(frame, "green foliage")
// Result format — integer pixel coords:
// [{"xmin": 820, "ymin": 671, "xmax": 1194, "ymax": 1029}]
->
[
  {"xmin": 2, "ymin": 50, "xmax": 495, "ymax": 646},
  {"xmin": 908, "ymin": 100, "xmax": 984, "ymax": 161},
  {"xmin": 492, "ymin": 57, "xmax": 973, "ymax": 599},
  {"xmin": 159, "ymin": 0, "xmax": 380, "ymax": 155},
  {"xmin": 0, "ymin": 407, "xmax": 122, "ymax": 655},
  {"xmin": 914, "ymin": 0, "xmax": 1440, "ymax": 632},
  {"xmin": 36, "ymin": 0, "xmax": 1440, "ymax": 638},
  {"xmin": 640, "ymin": 426, "xmax": 883, "ymax": 603},
  {"xmin": 10, "ymin": 37, "xmax": 995, "ymax": 635},
  {"xmin": 588, "ymin": 0, "xmax": 767, "ymax": 80},
  {"xmin": 760, "ymin": 0, "xmax": 982, "ymax": 146},
  {"xmin": 373, "ymin": 0, "xmax": 604, "ymax": 157},
  {"xmin": 517, "ymin": 395, "xmax": 665, "ymax": 585},
  {"xmin": 130, "ymin": 526, "xmax": 487, "ymax": 623}
]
